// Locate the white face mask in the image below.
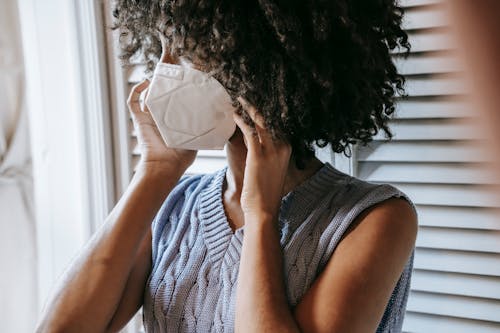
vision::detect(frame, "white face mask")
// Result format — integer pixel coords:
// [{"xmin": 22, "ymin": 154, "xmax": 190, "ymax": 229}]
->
[{"xmin": 145, "ymin": 62, "xmax": 237, "ymax": 150}]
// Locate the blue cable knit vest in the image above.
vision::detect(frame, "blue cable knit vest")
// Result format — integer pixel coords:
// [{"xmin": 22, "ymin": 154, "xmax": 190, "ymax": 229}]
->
[{"xmin": 143, "ymin": 162, "xmax": 416, "ymax": 332}]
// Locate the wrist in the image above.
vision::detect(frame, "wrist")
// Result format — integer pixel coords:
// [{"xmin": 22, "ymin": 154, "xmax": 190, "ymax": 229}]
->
[
  {"xmin": 130, "ymin": 165, "xmax": 182, "ymax": 200},
  {"xmin": 135, "ymin": 161, "xmax": 186, "ymax": 180},
  {"xmin": 133, "ymin": 166, "xmax": 183, "ymax": 190},
  {"xmin": 243, "ymin": 213, "xmax": 281, "ymax": 239},
  {"xmin": 244, "ymin": 211, "xmax": 278, "ymax": 226}
]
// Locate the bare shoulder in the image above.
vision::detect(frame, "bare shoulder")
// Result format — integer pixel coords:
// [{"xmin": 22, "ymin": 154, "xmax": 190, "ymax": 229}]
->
[
  {"xmin": 343, "ymin": 196, "xmax": 418, "ymax": 250},
  {"xmin": 337, "ymin": 196, "xmax": 418, "ymax": 273},
  {"xmin": 293, "ymin": 196, "xmax": 418, "ymax": 333}
]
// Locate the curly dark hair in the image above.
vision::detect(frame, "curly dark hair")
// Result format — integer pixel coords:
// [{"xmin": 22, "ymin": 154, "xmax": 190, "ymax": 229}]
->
[{"xmin": 113, "ymin": 0, "xmax": 410, "ymax": 170}]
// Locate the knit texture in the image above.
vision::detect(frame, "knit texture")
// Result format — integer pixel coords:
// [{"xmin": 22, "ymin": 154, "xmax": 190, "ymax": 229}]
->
[{"xmin": 142, "ymin": 162, "xmax": 416, "ymax": 332}]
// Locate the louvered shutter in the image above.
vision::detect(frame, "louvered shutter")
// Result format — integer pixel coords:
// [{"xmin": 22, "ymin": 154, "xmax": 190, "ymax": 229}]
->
[{"xmin": 354, "ymin": 1, "xmax": 500, "ymax": 332}]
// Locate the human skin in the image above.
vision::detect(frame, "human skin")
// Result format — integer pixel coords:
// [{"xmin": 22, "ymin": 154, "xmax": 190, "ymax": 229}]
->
[
  {"xmin": 32, "ymin": 47, "xmax": 322, "ymax": 332},
  {"xmin": 34, "ymin": 77, "xmax": 197, "ymax": 332},
  {"xmin": 232, "ymin": 98, "xmax": 417, "ymax": 332},
  {"xmin": 35, "ymin": 40, "xmax": 417, "ymax": 332}
]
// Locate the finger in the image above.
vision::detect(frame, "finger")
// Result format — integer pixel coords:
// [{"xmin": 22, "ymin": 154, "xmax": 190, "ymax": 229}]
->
[
  {"xmin": 237, "ymin": 96, "xmax": 266, "ymax": 129},
  {"xmin": 139, "ymin": 87, "xmax": 150, "ymax": 113},
  {"xmin": 236, "ymin": 96, "xmax": 274, "ymax": 145},
  {"xmin": 277, "ymin": 141, "xmax": 293, "ymax": 159},
  {"xmin": 233, "ymin": 112, "xmax": 260, "ymax": 150},
  {"xmin": 127, "ymin": 79, "xmax": 150, "ymax": 113}
]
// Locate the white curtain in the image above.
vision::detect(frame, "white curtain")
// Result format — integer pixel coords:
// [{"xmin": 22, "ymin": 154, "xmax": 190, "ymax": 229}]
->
[{"xmin": 0, "ymin": 0, "xmax": 38, "ymax": 332}]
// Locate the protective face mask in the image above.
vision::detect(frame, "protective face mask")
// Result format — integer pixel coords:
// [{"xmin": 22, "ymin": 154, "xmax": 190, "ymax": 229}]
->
[{"xmin": 144, "ymin": 62, "xmax": 236, "ymax": 150}]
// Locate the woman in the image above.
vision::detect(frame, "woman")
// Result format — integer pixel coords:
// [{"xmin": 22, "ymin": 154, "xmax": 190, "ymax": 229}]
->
[{"xmin": 36, "ymin": 1, "xmax": 418, "ymax": 332}]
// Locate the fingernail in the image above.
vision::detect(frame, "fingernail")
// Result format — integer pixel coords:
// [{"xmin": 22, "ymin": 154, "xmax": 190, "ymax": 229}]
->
[{"xmin": 237, "ymin": 96, "xmax": 247, "ymax": 105}]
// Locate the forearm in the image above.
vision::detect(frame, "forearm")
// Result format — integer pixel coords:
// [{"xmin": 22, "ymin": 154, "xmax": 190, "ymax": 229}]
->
[
  {"xmin": 36, "ymin": 165, "xmax": 182, "ymax": 332},
  {"xmin": 235, "ymin": 215, "xmax": 300, "ymax": 333}
]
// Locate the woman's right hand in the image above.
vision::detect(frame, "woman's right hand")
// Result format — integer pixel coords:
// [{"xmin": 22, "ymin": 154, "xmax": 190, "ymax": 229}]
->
[{"xmin": 127, "ymin": 79, "xmax": 197, "ymax": 175}]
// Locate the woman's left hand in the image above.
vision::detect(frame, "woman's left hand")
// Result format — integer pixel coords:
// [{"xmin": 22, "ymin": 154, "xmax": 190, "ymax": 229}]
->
[
  {"xmin": 233, "ymin": 97, "xmax": 292, "ymax": 223},
  {"xmin": 233, "ymin": 99, "xmax": 299, "ymax": 332}
]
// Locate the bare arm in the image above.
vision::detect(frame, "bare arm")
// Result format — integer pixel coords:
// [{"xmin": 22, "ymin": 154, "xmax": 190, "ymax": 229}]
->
[
  {"xmin": 105, "ymin": 225, "xmax": 152, "ymax": 332},
  {"xmin": 237, "ymin": 216, "xmax": 300, "ymax": 333},
  {"xmin": 293, "ymin": 198, "xmax": 417, "ymax": 332},
  {"xmin": 36, "ymin": 79, "xmax": 196, "ymax": 333},
  {"xmin": 233, "ymin": 98, "xmax": 299, "ymax": 332},
  {"xmin": 238, "ymin": 199, "xmax": 417, "ymax": 333},
  {"xmin": 233, "ymin": 99, "xmax": 417, "ymax": 332},
  {"xmin": 36, "ymin": 165, "xmax": 181, "ymax": 333}
]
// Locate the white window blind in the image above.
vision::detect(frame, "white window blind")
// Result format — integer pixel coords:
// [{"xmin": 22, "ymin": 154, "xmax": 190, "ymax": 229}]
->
[
  {"xmin": 114, "ymin": 0, "xmax": 500, "ymax": 331},
  {"xmin": 356, "ymin": 1, "xmax": 500, "ymax": 332}
]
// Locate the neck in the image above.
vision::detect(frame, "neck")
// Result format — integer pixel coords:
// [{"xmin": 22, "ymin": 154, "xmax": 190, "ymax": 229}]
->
[{"xmin": 223, "ymin": 128, "xmax": 324, "ymax": 202}]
